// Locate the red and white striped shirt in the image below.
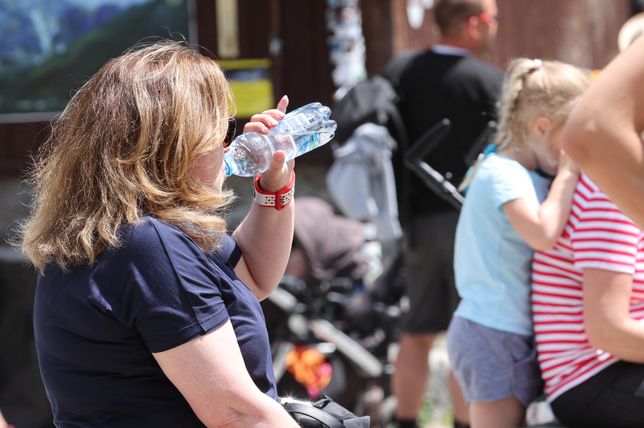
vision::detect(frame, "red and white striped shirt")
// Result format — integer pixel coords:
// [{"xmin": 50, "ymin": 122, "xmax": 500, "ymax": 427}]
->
[{"xmin": 531, "ymin": 174, "xmax": 644, "ymax": 401}]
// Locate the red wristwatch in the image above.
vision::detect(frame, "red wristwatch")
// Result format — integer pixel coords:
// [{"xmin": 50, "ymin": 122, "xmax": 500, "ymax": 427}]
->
[{"xmin": 252, "ymin": 170, "xmax": 295, "ymax": 211}]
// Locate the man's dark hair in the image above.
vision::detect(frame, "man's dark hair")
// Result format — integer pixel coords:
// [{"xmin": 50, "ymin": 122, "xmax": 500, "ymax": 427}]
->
[
  {"xmin": 433, "ymin": 0, "xmax": 485, "ymax": 36},
  {"xmin": 633, "ymin": 0, "xmax": 644, "ymax": 15}
]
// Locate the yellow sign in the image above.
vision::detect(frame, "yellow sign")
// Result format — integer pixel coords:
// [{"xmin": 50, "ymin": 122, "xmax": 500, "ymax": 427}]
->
[{"xmin": 219, "ymin": 59, "xmax": 274, "ymax": 118}]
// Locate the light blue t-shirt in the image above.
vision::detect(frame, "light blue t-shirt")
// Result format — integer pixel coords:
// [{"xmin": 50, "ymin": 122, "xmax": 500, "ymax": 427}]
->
[{"xmin": 453, "ymin": 154, "xmax": 550, "ymax": 335}]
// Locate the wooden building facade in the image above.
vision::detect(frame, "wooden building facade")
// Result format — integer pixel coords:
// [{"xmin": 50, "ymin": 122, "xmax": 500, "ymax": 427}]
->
[{"xmin": 0, "ymin": 0, "xmax": 635, "ymax": 177}]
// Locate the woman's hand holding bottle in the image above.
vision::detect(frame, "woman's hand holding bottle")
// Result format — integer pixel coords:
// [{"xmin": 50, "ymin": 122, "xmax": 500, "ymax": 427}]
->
[
  {"xmin": 224, "ymin": 98, "xmax": 336, "ymax": 177},
  {"xmin": 242, "ymin": 95, "xmax": 294, "ymax": 192}
]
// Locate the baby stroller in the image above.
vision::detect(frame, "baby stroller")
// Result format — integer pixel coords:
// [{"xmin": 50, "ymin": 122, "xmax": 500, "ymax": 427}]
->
[{"xmin": 262, "ymin": 197, "xmax": 404, "ymax": 427}]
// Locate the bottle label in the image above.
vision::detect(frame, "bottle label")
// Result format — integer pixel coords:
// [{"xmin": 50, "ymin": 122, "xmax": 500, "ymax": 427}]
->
[
  {"xmin": 280, "ymin": 112, "xmax": 312, "ymax": 133},
  {"xmin": 294, "ymin": 131, "xmax": 321, "ymax": 156}
]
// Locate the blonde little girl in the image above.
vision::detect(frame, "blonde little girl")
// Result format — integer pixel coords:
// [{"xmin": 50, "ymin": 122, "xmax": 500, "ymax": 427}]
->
[{"xmin": 446, "ymin": 58, "xmax": 589, "ymax": 428}]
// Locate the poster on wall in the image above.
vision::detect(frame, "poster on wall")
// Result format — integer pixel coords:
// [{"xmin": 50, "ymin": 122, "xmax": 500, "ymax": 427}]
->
[
  {"xmin": 0, "ymin": 0, "xmax": 195, "ymax": 123},
  {"xmin": 325, "ymin": 0, "xmax": 366, "ymax": 91}
]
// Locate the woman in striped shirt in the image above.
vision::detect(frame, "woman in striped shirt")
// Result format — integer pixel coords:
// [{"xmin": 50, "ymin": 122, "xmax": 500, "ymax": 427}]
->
[{"xmin": 532, "ymin": 174, "xmax": 644, "ymax": 427}]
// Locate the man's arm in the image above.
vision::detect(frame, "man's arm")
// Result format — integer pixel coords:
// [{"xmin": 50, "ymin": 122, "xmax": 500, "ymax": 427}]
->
[{"xmin": 562, "ymin": 36, "xmax": 644, "ymax": 227}]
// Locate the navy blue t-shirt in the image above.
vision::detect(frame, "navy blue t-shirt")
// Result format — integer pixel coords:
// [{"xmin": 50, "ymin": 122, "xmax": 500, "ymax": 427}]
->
[{"xmin": 33, "ymin": 217, "xmax": 276, "ymax": 427}]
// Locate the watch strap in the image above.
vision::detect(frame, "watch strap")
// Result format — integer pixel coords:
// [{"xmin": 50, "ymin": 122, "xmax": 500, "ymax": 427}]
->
[{"xmin": 252, "ymin": 170, "xmax": 295, "ymax": 210}]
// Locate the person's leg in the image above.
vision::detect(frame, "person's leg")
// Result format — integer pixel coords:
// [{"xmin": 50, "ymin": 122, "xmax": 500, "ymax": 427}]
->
[
  {"xmin": 449, "ymin": 321, "xmax": 530, "ymax": 427},
  {"xmin": 448, "ymin": 318, "xmax": 539, "ymax": 428},
  {"xmin": 469, "ymin": 396, "xmax": 525, "ymax": 428},
  {"xmin": 394, "ymin": 212, "xmax": 464, "ymax": 427},
  {"xmin": 450, "ymin": 371, "xmax": 470, "ymax": 426},
  {"xmin": 393, "ymin": 332, "xmax": 438, "ymax": 423},
  {"xmin": 439, "ymin": 212, "xmax": 469, "ymax": 427},
  {"xmin": 394, "ymin": 214, "xmax": 450, "ymax": 426}
]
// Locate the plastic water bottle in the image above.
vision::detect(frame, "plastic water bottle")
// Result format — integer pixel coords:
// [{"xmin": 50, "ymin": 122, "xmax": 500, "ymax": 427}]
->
[
  {"xmin": 223, "ymin": 103, "xmax": 337, "ymax": 177},
  {"xmin": 271, "ymin": 102, "xmax": 333, "ymax": 134}
]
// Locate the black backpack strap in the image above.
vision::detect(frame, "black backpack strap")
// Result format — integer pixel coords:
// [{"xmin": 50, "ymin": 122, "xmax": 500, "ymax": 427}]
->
[
  {"xmin": 381, "ymin": 52, "xmax": 417, "ymax": 230},
  {"xmin": 282, "ymin": 402, "xmax": 345, "ymax": 428},
  {"xmin": 381, "ymin": 50, "xmax": 418, "ymax": 86}
]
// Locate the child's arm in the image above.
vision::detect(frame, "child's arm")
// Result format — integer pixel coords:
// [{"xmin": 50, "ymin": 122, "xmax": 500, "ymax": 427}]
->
[{"xmin": 503, "ymin": 155, "xmax": 579, "ymax": 250}]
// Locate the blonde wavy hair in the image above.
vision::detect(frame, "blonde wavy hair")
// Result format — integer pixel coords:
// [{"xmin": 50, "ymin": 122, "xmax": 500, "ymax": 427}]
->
[
  {"xmin": 495, "ymin": 58, "xmax": 590, "ymax": 150},
  {"xmin": 20, "ymin": 41, "xmax": 236, "ymax": 272}
]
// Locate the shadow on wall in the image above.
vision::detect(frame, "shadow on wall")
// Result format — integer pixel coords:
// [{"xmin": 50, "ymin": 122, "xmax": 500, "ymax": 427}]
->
[
  {"xmin": 0, "ymin": 178, "xmax": 53, "ymax": 427},
  {"xmin": 0, "ymin": 247, "xmax": 53, "ymax": 428}
]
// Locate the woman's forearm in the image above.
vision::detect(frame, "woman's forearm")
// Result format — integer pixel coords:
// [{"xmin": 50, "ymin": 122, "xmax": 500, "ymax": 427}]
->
[
  {"xmin": 231, "ymin": 97, "xmax": 294, "ymax": 299},
  {"xmin": 586, "ymin": 317, "xmax": 644, "ymax": 364},
  {"xmin": 205, "ymin": 394, "xmax": 297, "ymax": 428},
  {"xmin": 584, "ymin": 268, "xmax": 644, "ymax": 363},
  {"xmin": 233, "ymin": 198, "xmax": 294, "ymax": 299}
]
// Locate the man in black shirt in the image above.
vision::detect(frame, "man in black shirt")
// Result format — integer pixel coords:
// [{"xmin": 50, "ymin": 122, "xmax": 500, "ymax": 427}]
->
[{"xmin": 391, "ymin": 1, "xmax": 503, "ymax": 427}]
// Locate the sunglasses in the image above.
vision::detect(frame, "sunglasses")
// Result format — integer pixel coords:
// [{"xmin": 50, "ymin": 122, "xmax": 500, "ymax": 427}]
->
[
  {"xmin": 478, "ymin": 11, "xmax": 498, "ymax": 23},
  {"xmin": 223, "ymin": 117, "xmax": 237, "ymax": 148}
]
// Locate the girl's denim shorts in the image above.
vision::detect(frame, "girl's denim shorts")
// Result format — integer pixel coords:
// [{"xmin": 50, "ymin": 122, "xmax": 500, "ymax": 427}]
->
[{"xmin": 446, "ymin": 316, "xmax": 543, "ymax": 406}]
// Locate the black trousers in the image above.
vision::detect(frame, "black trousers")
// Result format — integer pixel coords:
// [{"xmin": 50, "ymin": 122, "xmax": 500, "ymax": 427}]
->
[{"xmin": 551, "ymin": 361, "xmax": 644, "ymax": 428}]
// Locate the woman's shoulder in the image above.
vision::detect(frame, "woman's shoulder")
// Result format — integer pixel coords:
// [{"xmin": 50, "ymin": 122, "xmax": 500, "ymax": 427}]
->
[
  {"xmin": 121, "ymin": 217, "xmax": 182, "ymax": 250},
  {"xmin": 121, "ymin": 216, "xmax": 234, "ymax": 267},
  {"xmin": 116, "ymin": 217, "xmax": 205, "ymax": 263}
]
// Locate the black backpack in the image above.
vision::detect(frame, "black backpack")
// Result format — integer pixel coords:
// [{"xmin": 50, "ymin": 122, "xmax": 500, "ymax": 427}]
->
[
  {"xmin": 282, "ymin": 395, "xmax": 370, "ymax": 428},
  {"xmin": 330, "ymin": 52, "xmax": 417, "ymax": 147},
  {"xmin": 331, "ymin": 75, "xmax": 403, "ymax": 144}
]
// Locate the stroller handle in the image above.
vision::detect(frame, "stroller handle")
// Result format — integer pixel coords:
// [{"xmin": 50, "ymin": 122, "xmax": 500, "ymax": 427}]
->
[{"xmin": 403, "ymin": 119, "xmax": 465, "ymax": 210}]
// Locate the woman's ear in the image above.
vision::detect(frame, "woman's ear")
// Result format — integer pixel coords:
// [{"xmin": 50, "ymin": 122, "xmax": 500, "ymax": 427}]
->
[{"xmin": 532, "ymin": 116, "xmax": 552, "ymax": 139}]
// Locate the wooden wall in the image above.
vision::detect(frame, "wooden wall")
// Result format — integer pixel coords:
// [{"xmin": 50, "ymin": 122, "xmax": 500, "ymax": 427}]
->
[
  {"xmin": 0, "ymin": 123, "xmax": 49, "ymax": 178},
  {"xmin": 491, "ymin": 0, "xmax": 631, "ymax": 68},
  {"xmin": 366, "ymin": 0, "xmax": 633, "ymax": 74}
]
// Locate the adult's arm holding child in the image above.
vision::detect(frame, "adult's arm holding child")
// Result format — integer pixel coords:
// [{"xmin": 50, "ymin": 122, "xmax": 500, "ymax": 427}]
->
[
  {"xmin": 583, "ymin": 268, "xmax": 644, "ymax": 364},
  {"xmin": 563, "ymin": 36, "xmax": 644, "ymax": 228}
]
